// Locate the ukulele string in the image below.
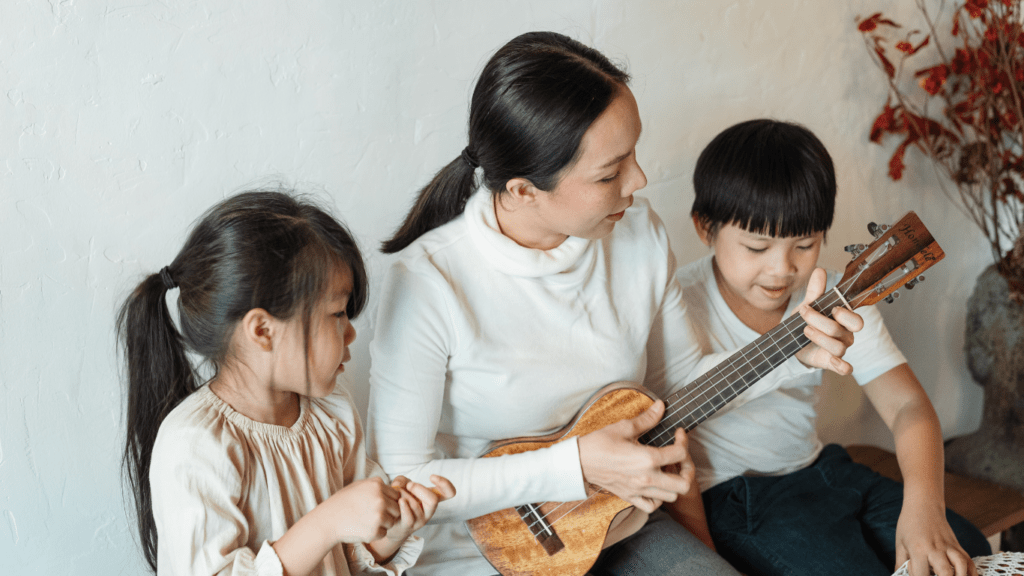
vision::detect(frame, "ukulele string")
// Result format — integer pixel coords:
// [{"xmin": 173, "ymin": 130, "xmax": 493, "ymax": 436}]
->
[
  {"xmin": 644, "ymin": 283, "xmax": 851, "ymax": 448},
  {"xmin": 523, "ymin": 275, "xmax": 880, "ymax": 532}
]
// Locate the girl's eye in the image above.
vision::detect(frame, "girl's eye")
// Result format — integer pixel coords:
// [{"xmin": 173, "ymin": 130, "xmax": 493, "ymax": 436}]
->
[
  {"xmin": 600, "ymin": 172, "xmax": 619, "ymax": 183},
  {"xmin": 745, "ymin": 246, "xmax": 767, "ymax": 254},
  {"xmin": 797, "ymin": 244, "xmax": 815, "ymax": 251}
]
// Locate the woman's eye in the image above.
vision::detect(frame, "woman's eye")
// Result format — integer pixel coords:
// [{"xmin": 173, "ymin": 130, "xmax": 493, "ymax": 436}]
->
[
  {"xmin": 333, "ymin": 311, "xmax": 347, "ymax": 319},
  {"xmin": 600, "ymin": 172, "xmax": 619, "ymax": 183}
]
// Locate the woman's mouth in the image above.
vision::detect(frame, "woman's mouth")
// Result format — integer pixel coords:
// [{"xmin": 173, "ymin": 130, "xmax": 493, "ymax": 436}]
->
[{"xmin": 607, "ymin": 210, "xmax": 626, "ymax": 221}]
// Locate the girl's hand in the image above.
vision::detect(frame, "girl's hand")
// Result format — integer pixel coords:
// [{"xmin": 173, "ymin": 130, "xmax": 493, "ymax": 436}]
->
[
  {"xmin": 578, "ymin": 400, "xmax": 694, "ymax": 513},
  {"xmin": 329, "ymin": 477, "xmax": 402, "ymax": 544},
  {"xmin": 367, "ymin": 475, "xmax": 456, "ymax": 564},
  {"xmin": 794, "ymin": 268, "xmax": 864, "ymax": 375},
  {"xmin": 895, "ymin": 500, "xmax": 977, "ymax": 576}
]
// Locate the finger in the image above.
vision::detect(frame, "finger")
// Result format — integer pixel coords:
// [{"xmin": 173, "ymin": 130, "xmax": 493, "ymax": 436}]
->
[
  {"xmin": 404, "ymin": 482, "xmax": 439, "ymax": 512},
  {"xmin": 831, "ymin": 305, "xmax": 864, "ymax": 333},
  {"xmin": 428, "ymin": 474, "xmax": 457, "ymax": 500},
  {"xmin": 398, "ymin": 494, "xmax": 418, "ymax": 527},
  {"xmin": 802, "ymin": 268, "xmax": 827, "ymax": 303},
  {"xmin": 390, "ymin": 475, "xmax": 410, "ymax": 490},
  {"xmin": 626, "ymin": 495, "xmax": 663, "ymax": 514},
  {"xmin": 895, "ymin": 544, "xmax": 909, "ymax": 576},
  {"xmin": 626, "ymin": 400, "xmax": 665, "ymax": 436},
  {"xmin": 946, "ymin": 548, "xmax": 974, "ymax": 576},
  {"xmin": 927, "ymin": 552, "xmax": 954, "ymax": 576}
]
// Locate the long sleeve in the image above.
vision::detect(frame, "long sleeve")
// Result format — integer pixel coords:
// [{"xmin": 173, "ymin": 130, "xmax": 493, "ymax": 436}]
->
[
  {"xmin": 367, "ymin": 260, "xmax": 586, "ymax": 523},
  {"xmin": 151, "ymin": 421, "xmax": 267, "ymax": 575}
]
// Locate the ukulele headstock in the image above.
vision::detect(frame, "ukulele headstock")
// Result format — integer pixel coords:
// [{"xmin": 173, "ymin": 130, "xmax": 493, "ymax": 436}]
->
[{"xmin": 838, "ymin": 212, "xmax": 944, "ymax": 308}]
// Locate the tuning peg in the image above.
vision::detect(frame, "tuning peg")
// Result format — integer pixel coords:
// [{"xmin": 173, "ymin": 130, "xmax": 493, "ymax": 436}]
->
[
  {"xmin": 906, "ymin": 279, "xmax": 917, "ymax": 290},
  {"xmin": 883, "ymin": 291, "xmax": 901, "ymax": 304},
  {"xmin": 844, "ymin": 243, "xmax": 866, "ymax": 258},
  {"xmin": 867, "ymin": 222, "xmax": 890, "ymax": 239}
]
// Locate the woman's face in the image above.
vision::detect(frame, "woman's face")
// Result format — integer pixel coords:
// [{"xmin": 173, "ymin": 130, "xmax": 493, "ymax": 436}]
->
[{"xmin": 522, "ymin": 85, "xmax": 647, "ymax": 248}]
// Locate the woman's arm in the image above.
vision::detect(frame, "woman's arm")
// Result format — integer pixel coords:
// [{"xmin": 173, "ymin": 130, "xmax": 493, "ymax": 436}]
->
[{"xmin": 863, "ymin": 364, "xmax": 976, "ymax": 576}]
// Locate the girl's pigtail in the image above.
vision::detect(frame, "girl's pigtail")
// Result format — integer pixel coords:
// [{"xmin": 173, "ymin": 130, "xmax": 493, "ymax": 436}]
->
[
  {"xmin": 117, "ymin": 270, "xmax": 198, "ymax": 572},
  {"xmin": 381, "ymin": 154, "xmax": 478, "ymax": 254}
]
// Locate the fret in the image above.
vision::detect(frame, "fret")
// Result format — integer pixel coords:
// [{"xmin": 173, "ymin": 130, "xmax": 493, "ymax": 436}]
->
[{"xmin": 645, "ymin": 291, "xmax": 842, "ymax": 445}]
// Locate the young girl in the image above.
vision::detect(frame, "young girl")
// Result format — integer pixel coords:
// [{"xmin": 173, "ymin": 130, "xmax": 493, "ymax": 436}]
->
[
  {"xmin": 679, "ymin": 119, "xmax": 990, "ymax": 576},
  {"xmin": 118, "ymin": 190, "xmax": 454, "ymax": 575}
]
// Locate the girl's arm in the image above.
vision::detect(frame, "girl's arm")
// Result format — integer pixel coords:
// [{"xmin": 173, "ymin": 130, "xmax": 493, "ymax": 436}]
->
[{"xmin": 862, "ymin": 364, "xmax": 977, "ymax": 576}]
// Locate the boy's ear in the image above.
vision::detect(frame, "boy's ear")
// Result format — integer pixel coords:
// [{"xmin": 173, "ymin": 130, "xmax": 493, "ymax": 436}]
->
[
  {"xmin": 240, "ymin": 308, "xmax": 277, "ymax": 352},
  {"xmin": 692, "ymin": 214, "xmax": 713, "ymax": 247},
  {"xmin": 504, "ymin": 178, "xmax": 541, "ymax": 206}
]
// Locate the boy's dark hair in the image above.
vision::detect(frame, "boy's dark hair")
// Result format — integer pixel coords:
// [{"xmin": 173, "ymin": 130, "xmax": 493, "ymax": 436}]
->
[
  {"xmin": 381, "ymin": 31, "xmax": 630, "ymax": 253},
  {"xmin": 691, "ymin": 119, "xmax": 836, "ymax": 239},
  {"xmin": 116, "ymin": 190, "xmax": 368, "ymax": 572}
]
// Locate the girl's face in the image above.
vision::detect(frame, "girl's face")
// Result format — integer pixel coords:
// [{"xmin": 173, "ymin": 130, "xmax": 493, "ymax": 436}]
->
[
  {"xmin": 697, "ymin": 220, "xmax": 823, "ymax": 328},
  {"xmin": 275, "ymin": 265, "xmax": 357, "ymax": 398},
  {"xmin": 524, "ymin": 85, "xmax": 647, "ymax": 248}
]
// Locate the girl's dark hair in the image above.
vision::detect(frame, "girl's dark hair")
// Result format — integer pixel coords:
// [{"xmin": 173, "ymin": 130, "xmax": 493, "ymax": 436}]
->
[
  {"xmin": 116, "ymin": 190, "xmax": 368, "ymax": 571},
  {"xmin": 381, "ymin": 31, "xmax": 630, "ymax": 253},
  {"xmin": 691, "ymin": 119, "xmax": 836, "ymax": 239}
]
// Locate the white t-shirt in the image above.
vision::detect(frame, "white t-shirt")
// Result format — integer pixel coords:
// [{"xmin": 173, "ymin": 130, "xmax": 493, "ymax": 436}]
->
[
  {"xmin": 149, "ymin": 384, "xmax": 422, "ymax": 576},
  {"xmin": 366, "ymin": 188, "xmax": 812, "ymax": 576},
  {"xmin": 676, "ymin": 254, "xmax": 907, "ymax": 490}
]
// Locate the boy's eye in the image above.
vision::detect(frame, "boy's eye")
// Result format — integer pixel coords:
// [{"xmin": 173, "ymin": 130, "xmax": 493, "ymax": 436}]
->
[
  {"xmin": 744, "ymin": 246, "xmax": 767, "ymax": 254},
  {"xmin": 797, "ymin": 243, "xmax": 816, "ymax": 251}
]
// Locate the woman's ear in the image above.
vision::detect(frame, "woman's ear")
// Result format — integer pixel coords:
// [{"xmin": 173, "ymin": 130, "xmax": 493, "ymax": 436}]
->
[
  {"xmin": 240, "ymin": 308, "xmax": 277, "ymax": 352},
  {"xmin": 692, "ymin": 214, "xmax": 713, "ymax": 247},
  {"xmin": 504, "ymin": 178, "xmax": 540, "ymax": 206}
]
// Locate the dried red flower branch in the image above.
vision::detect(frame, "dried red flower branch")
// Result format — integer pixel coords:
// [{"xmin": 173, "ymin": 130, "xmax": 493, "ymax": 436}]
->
[{"xmin": 858, "ymin": 0, "xmax": 1024, "ymax": 297}]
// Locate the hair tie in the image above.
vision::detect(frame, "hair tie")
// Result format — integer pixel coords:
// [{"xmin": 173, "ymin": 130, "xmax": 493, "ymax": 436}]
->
[
  {"xmin": 159, "ymin": 266, "xmax": 178, "ymax": 290},
  {"xmin": 461, "ymin": 147, "xmax": 479, "ymax": 169}
]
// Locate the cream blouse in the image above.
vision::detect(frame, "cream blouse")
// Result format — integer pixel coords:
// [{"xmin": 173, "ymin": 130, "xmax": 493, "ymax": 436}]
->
[{"xmin": 149, "ymin": 384, "xmax": 422, "ymax": 575}]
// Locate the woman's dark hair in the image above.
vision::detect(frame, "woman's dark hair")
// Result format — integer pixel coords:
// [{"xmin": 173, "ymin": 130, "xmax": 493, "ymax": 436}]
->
[
  {"xmin": 381, "ymin": 31, "xmax": 630, "ymax": 253},
  {"xmin": 116, "ymin": 190, "xmax": 368, "ymax": 571},
  {"xmin": 691, "ymin": 119, "xmax": 836, "ymax": 239}
]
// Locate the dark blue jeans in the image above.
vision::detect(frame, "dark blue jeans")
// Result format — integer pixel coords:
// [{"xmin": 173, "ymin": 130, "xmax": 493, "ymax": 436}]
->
[{"xmin": 701, "ymin": 444, "xmax": 991, "ymax": 576}]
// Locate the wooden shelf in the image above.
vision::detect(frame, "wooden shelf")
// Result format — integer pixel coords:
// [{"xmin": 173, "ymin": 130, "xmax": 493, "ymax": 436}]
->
[{"xmin": 847, "ymin": 444, "xmax": 1024, "ymax": 537}]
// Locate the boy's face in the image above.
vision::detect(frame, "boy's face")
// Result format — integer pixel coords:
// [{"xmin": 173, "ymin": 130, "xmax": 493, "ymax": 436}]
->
[{"xmin": 695, "ymin": 218, "xmax": 823, "ymax": 322}]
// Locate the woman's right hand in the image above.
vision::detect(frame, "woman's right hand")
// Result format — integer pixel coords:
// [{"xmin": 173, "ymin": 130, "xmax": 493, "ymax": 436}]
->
[
  {"xmin": 577, "ymin": 400, "xmax": 694, "ymax": 513},
  {"xmin": 329, "ymin": 476, "xmax": 403, "ymax": 544}
]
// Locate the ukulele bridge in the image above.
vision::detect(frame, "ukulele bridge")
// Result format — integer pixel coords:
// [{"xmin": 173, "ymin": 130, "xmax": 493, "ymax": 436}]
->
[{"xmin": 515, "ymin": 503, "xmax": 565, "ymax": 556}]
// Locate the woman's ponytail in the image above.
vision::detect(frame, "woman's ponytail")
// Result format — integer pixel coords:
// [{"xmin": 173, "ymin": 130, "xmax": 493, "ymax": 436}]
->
[
  {"xmin": 381, "ymin": 31, "xmax": 630, "ymax": 254},
  {"xmin": 117, "ymin": 269, "xmax": 198, "ymax": 571},
  {"xmin": 381, "ymin": 153, "xmax": 478, "ymax": 254}
]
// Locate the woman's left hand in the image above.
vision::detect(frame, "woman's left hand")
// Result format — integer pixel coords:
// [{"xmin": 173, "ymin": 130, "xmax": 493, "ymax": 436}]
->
[
  {"xmin": 895, "ymin": 499, "xmax": 977, "ymax": 576},
  {"xmin": 794, "ymin": 268, "xmax": 864, "ymax": 374}
]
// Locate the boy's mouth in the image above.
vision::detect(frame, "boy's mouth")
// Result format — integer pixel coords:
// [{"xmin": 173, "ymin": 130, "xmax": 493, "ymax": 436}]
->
[{"xmin": 759, "ymin": 285, "xmax": 789, "ymax": 298}]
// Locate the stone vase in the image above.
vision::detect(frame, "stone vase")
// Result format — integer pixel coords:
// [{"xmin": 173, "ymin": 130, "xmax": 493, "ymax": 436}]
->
[{"xmin": 945, "ymin": 264, "xmax": 1024, "ymax": 551}]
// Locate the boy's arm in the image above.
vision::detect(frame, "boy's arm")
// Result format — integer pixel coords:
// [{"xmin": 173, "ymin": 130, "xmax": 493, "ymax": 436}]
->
[{"xmin": 862, "ymin": 364, "xmax": 976, "ymax": 576}]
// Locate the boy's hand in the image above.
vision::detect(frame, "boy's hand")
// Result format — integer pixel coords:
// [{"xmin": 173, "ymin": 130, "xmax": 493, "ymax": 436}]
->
[
  {"xmin": 896, "ymin": 500, "xmax": 977, "ymax": 576},
  {"xmin": 794, "ymin": 268, "xmax": 863, "ymax": 374}
]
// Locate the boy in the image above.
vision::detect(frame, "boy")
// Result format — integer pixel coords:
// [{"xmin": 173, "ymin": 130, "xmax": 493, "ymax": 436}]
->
[{"xmin": 677, "ymin": 119, "xmax": 990, "ymax": 576}]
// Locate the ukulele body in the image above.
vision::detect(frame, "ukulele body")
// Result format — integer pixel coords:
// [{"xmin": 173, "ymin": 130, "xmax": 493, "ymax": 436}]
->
[{"xmin": 465, "ymin": 382, "xmax": 656, "ymax": 576}]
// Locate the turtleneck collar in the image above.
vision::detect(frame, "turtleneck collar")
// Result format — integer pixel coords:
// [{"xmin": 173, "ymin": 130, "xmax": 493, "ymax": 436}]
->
[{"xmin": 464, "ymin": 184, "xmax": 592, "ymax": 278}]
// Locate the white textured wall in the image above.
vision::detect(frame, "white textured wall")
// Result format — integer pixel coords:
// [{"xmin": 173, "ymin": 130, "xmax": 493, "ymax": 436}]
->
[{"xmin": 0, "ymin": 1, "xmax": 990, "ymax": 573}]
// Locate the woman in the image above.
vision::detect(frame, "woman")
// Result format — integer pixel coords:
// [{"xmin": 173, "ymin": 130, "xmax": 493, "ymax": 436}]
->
[{"xmin": 367, "ymin": 31, "xmax": 862, "ymax": 576}]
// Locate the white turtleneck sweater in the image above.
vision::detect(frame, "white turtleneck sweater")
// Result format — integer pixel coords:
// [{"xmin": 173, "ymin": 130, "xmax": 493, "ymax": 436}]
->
[{"xmin": 366, "ymin": 188, "xmax": 811, "ymax": 575}]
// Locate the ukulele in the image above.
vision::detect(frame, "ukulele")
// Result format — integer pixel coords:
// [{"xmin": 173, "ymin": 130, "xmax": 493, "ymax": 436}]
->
[{"xmin": 465, "ymin": 212, "xmax": 945, "ymax": 576}]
